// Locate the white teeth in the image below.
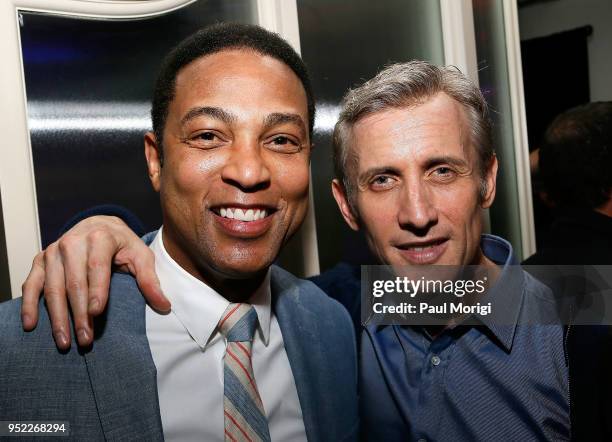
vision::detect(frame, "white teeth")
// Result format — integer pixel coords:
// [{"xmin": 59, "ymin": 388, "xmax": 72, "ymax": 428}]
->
[
  {"xmin": 410, "ymin": 245, "xmax": 433, "ymax": 251},
  {"xmin": 218, "ymin": 207, "xmax": 270, "ymax": 221}
]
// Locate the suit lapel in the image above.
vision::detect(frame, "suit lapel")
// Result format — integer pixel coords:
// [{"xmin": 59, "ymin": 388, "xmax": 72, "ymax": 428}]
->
[
  {"xmin": 84, "ymin": 273, "xmax": 164, "ymax": 441},
  {"xmin": 271, "ymin": 267, "xmax": 326, "ymax": 442}
]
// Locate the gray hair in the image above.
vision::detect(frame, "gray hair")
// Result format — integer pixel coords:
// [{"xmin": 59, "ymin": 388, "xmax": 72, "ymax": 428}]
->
[{"xmin": 332, "ymin": 60, "xmax": 494, "ymax": 208}]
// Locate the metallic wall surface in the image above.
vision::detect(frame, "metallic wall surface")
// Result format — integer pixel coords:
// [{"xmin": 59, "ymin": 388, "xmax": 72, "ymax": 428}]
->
[
  {"xmin": 0, "ymin": 193, "xmax": 9, "ymax": 301},
  {"xmin": 472, "ymin": 0, "xmax": 524, "ymax": 258},
  {"xmin": 297, "ymin": 0, "xmax": 445, "ymax": 271}
]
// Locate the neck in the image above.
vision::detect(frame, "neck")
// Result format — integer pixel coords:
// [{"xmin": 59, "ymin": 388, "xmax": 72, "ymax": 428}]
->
[
  {"xmin": 161, "ymin": 229, "xmax": 268, "ymax": 303},
  {"xmin": 204, "ymin": 271, "xmax": 268, "ymax": 304}
]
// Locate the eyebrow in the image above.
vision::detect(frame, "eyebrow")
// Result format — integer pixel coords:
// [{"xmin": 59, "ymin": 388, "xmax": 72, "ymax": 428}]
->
[
  {"xmin": 422, "ymin": 155, "xmax": 470, "ymax": 169},
  {"xmin": 180, "ymin": 106, "xmax": 237, "ymax": 126},
  {"xmin": 263, "ymin": 112, "xmax": 307, "ymax": 136}
]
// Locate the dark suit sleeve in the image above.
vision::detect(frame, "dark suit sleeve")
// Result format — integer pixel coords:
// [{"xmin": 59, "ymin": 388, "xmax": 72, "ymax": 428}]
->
[{"xmin": 57, "ymin": 204, "xmax": 146, "ymax": 239}]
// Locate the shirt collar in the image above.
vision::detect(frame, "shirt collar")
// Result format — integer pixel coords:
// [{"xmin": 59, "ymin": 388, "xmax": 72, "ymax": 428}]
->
[
  {"xmin": 150, "ymin": 228, "xmax": 272, "ymax": 348},
  {"xmin": 476, "ymin": 234, "xmax": 525, "ymax": 351}
]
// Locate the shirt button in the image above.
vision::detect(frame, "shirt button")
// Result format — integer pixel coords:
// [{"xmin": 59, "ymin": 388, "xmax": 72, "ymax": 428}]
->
[{"xmin": 431, "ymin": 355, "xmax": 441, "ymax": 366}]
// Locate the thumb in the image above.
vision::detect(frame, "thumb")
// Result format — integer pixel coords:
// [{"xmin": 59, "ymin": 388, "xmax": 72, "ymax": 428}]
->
[{"xmin": 117, "ymin": 247, "xmax": 170, "ymax": 313}]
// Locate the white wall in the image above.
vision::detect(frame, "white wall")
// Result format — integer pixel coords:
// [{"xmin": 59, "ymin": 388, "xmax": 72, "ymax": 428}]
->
[{"xmin": 518, "ymin": 0, "xmax": 612, "ymax": 101}]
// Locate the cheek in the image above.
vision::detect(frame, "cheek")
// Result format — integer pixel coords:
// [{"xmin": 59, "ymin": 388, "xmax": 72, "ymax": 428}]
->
[
  {"xmin": 435, "ymin": 180, "xmax": 481, "ymax": 221},
  {"xmin": 275, "ymin": 156, "xmax": 310, "ymax": 203},
  {"xmin": 357, "ymin": 198, "xmax": 396, "ymax": 261},
  {"xmin": 357, "ymin": 193, "xmax": 398, "ymax": 233},
  {"xmin": 437, "ymin": 186, "xmax": 482, "ymax": 253},
  {"xmin": 163, "ymin": 151, "xmax": 225, "ymax": 195}
]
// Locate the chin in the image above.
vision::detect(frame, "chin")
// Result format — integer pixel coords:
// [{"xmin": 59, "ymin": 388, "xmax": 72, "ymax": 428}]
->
[{"xmin": 212, "ymin": 254, "xmax": 275, "ymax": 279}]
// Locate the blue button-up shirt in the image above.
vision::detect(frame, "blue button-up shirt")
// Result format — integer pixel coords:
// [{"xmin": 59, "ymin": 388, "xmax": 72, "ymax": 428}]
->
[{"xmin": 360, "ymin": 234, "xmax": 570, "ymax": 441}]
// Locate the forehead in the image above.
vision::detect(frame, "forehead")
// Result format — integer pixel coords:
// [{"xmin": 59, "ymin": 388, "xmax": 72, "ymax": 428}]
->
[
  {"xmin": 350, "ymin": 93, "xmax": 473, "ymax": 171},
  {"xmin": 171, "ymin": 49, "xmax": 308, "ymax": 119}
]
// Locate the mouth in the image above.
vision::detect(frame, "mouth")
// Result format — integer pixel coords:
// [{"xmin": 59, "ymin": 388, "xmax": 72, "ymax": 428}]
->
[
  {"xmin": 212, "ymin": 206, "xmax": 274, "ymax": 222},
  {"xmin": 395, "ymin": 238, "xmax": 449, "ymax": 264},
  {"xmin": 210, "ymin": 205, "xmax": 277, "ymax": 238}
]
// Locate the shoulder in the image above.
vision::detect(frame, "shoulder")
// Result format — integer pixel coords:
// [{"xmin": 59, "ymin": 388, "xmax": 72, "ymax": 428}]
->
[
  {"xmin": 0, "ymin": 296, "xmax": 57, "ymax": 346},
  {"xmin": 0, "ymin": 297, "xmax": 30, "ymax": 339},
  {"xmin": 522, "ymin": 269, "xmax": 555, "ymax": 299},
  {"xmin": 99, "ymin": 272, "xmax": 148, "ymax": 336},
  {"xmin": 271, "ymin": 265, "xmax": 355, "ymax": 344},
  {"xmin": 0, "ymin": 299, "xmax": 102, "ymax": 430},
  {"xmin": 109, "ymin": 271, "xmax": 141, "ymax": 295},
  {"xmin": 141, "ymin": 230, "xmax": 158, "ymax": 246},
  {"xmin": 0, "ymin": 272, "xmax": 143, "ymax": 347},
  {"xmin": 518, "ymin": 268, "xmax": 565, "ymax": 321},
  {"xmin": 309, "ymin": 262, "xmax": 360, "ymax": 292},
  {"xmin": 271, "ymin": 265, "xmax": 352, "ymax": 321},
  {"xmin": 271, "ymin": 267, "xmax": 359, "ymax": 439},
  {"xmin": 0, "ymin": 298, "xmax": 91, "ymax": 410},
  {"xmin": 309, "ymin": 262, "xmax": 361, "ymax": 308}
]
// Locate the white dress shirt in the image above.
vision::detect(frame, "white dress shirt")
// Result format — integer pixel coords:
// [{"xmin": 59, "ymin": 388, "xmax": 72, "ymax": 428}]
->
[{"xmin": 146, "ymin": 228, "xmax": 307, "ymax": 442}]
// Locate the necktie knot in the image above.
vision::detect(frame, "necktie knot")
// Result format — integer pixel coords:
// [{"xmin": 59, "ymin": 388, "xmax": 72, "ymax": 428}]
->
[{"xmin": 218, "ymin": 303, "xmax": 258, "ymax": 342}]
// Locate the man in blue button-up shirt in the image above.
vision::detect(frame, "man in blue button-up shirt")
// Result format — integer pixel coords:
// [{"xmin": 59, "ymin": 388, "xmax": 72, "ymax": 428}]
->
[
  {"xmin": 327, "ymin": 61, "xmax": 569, "ymax": 441},
  {"xmin": 358, "ymin": 235, "xmax": 568, "ymax": 441}
]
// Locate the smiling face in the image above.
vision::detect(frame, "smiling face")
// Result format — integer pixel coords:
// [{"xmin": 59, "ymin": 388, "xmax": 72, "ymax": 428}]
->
[
  {"xmin": 144, "ymin": 49, "xmax": 310, "ymax": 283},
  {"xmin": 332, "ymin": 92, "xmax": 498, "ymax": 267}
]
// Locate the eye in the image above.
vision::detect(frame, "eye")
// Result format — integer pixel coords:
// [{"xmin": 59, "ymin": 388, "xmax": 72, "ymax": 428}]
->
[
  {"xmin": 431, "ymin": 166, "xmax": 456, "ymax": 181},
  {"xmin": 272, "ymin": 136, "xmax": 291, "ymax": 144},
  {"xmin": 197, "ymin": 131, "xmax": 217, "ymax": 141},
  {"xmin": 185, "ymin": 130, "xmax": 226, "ymax": 150},
  {"xmin": 370, "ymin": 175, "xmax": 397, "ymax": 190},
  {"xmin": 265, "ymin": 135, "xmax": 302, "ymax": 153}
]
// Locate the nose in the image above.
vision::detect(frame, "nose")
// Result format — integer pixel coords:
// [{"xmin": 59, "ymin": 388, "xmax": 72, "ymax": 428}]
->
[
  {"xmin": 397, "ymin": 181, "xmax": 438, "ymax": 234},
  {"xmin": 221, "ymin": 138, "xmax": 271, "ymax": 192}
]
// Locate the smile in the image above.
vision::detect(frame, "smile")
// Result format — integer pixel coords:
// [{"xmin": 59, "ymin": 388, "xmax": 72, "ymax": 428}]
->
[
  {"xmin": 217, "ymin": 207, "xmax": 269, "ymax": 222},
  {"xmin": 395, "ymin": 239, "xmax": 449, "ymax": 264},
  {"xmin": 211, "ymin": 205, "xmax": 277, "ymax": 238}
]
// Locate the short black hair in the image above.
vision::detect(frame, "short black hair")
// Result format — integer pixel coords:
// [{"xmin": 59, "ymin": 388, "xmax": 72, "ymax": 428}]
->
[
  {"xmin": 539, "ymin": 101, "xmax": 612, "ymax": 209},
  {"xmin": 151, "ymin": 22, "xmax": 315, "ymax": 152}
]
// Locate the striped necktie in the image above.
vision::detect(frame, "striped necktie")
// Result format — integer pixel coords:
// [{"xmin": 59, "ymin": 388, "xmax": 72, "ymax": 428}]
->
[{"xmin": 218, "ymin": 303, "xmax": 271, "ymax": 442}]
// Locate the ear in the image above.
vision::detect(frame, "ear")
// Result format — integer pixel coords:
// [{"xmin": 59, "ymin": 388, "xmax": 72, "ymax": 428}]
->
[
  {"xmin": 481, "ymin": 154, "xmax": 498, "ymax": 209},
  {"xmin": 144, "ymin": 132, "xmax": 162, "ymax": 192},
  {"xmin": 331, "ymin": 179, "xmax": 360, "ymax": 231}
]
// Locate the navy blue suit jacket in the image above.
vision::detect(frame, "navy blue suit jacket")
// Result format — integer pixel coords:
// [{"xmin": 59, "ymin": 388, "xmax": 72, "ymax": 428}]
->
[{"xmin": 0, "ymin": 267, "xmax": 358, "ymax": 441}]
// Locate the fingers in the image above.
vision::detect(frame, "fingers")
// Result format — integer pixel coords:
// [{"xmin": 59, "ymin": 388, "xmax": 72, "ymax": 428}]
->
[
  {"xmin": 116, "ymin": 241, "xmax": 170, "ymax": 313},
  {"xmin": 21, "ymin": 252, "xmax": 46, "ymax": 331},
  {"xmin": 43, "ymin": 243, "xmax": 71, "ymax": 350},
  {"xmin": 19, "ymin": 214, "xmax": 166, "ymax": 350},
  {"xmin": 60, "ymin": 235, "xmax": 93, "ymax": 347},
  {"xmin": 85, "ymin": 231, "xmax": 115, "ymax": 316},
  {"xmin": 133, "ymin": 248, "xmax": 169, "ymax": 313}
]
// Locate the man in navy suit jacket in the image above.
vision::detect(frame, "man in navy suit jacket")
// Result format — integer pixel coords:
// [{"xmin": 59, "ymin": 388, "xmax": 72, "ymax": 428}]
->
[{"xmin": 0, "ymin": 24, "xmax": 357, "ymax": 441}]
